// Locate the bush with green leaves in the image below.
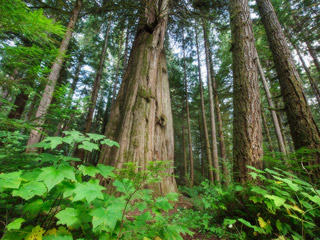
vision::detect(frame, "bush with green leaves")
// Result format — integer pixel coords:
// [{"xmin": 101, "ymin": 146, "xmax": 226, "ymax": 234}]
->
[
  {"xmin": 0, "ymin": 131, "xmax": 191, "ymax": 239},
  {"xmin": 222, "ymin": 167, "xmax": 320, "ymax": 240}
]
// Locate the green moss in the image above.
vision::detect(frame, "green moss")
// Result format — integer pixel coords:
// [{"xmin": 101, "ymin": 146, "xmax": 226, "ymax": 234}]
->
[
  {"xmin": 138, "ymin": 86, "xmax": 154, "ymax": 102},
  {"xmin": 157, "ymin": 113, "xmax": 167, "ymax": 127}
]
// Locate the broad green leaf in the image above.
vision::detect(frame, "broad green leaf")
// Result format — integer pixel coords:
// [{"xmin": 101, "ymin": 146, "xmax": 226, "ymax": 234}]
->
[
  {"xmin": 78, "ymin": 141, "xmax": 99, "ymax": 152},
  {"xmin": 251, "ymin": 186, "xmax": 268, "ymax": 196},
  {"xmin": 37, "ymin": 166, "xmax": 75, "ymax": 191},
  {"xmin": 223, "ymin": 219, "xmax": 236, "ymax": 226},
  {"xmin": 78, "ymin": 165, "xmax": 99, "ymax": 177},
  {"xmin": 72, "ymin": 179, "xmax": 105, "ymax": 203},
  {"xmin": 90, "ymin": 207, "xmax": 109, "ymax": 230},
  {"xmin": 87, "ymin": 133, "xmax": 105, "ymax": 141},
  {"xmin": 249, "ymin": 172, "xmax": 258, "ymax": 179},
  {"xmin": 273, "ymin": 176, "xmax": 299, "ymax": 191},
  {"xmin": 100, "ymin": 139, "xmax": 120, "ymax": 148},
  {"xmin": 156, "ymin": 197, "xmax": 173, "ymax": 212},
  {"xmin": 7, "ymin": 218, "xmax": 25, "ymax": 230},
  {"xmin": 258, "ymin": 217, "xmax": 268, "ymax": 228},
  {"xmin": 246, "ymin": 166, "xmax": 265, "ymax": 173},
  {"xmin": 12, "ymin": 182, "xmax": 47, "ymax": 200},
  {"xmin": 23, "ymin": 199, "xmax": 50, "ymax": 217},
  {"xmin": 62, "ymin": 131, "xmax": 86, "ymax": 143},
  {"xmin": 43, "ymin": 236, "xmax": 73, "ymax": 240},
  {"xmin": 113, "ymin": 179, "xmax": 134, "ymax": 194},
  {"xmin": 265, "ymin": 195, "xmax": 286, "ymax": 207},
  {"xmin": 42, "ymin": 137, "xmax": 63, "ymax": 149},
  {"xmin": 0, "ymin": 171, "xmax": 22, "ymax": 189},
  {"xmin": 97, "ymin": 164, "xmax": 115, "ymax": 178},
  {"xmin": 56, "ymin": 208, "xmax": 79, "ymax": 226}
]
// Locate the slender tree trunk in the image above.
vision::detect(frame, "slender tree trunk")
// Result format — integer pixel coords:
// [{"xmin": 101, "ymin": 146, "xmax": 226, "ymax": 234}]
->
[
  {"xmin": 8, "ymin": 92, "xmax": 29, "ymax": 119},
  {"xmin": 198, "ymin": 118, "xmax": 205, "ymax": 179},
  {"xmin": 305, "ymin": 41, "xmax": 320, "ymax": 74},
  {"xmin": 256, "ymin": 0, "xmax": 320, "ymax": 173},
  {"xmin": 256, "ymin": 56, "xmax": 287, "ymax": 155},
  {"xmin": 183, "ymin": 39, "xmax": 194, "ymax": 186},
  {"xmin": 195, "ymin": 26, "xmax": 214, "ymax": 183},
  {"xmin": 84, "ymin": 18, "xmax": 111, "ymax": 134},
  {"xmin": 99, "ymin": 0, "xmax": 177, "ymax": 195},
  {"xmin": 230, "ymin": 0, "xmax": 263, "ymax": 183},
  {"xmin": 24, "ymin": 94, "xmax": 38, "ymax": 122},
  {"xmin": 182, "ymin": 122, "xmax": 188, "ymax": 183},
  {"xmin": 293, "ymin": 45, "xmax": 320, "ymax": 106},
  {"xmin": 207, "ymin": 28, "xmax": 229, "ymax": 186},
  {"xmin": 26, "ymin": 0, "xmax": 82, "ymax": 152},
  {"xmin": 261, "ymin": 110, "xmax": 275, "ymax": 158},
  {"xmin": 68, "ymin": 54, "xmax": 84, "ymax": 100},
  {"xmin": 202, "ymin": 19, "xmax": 220, "ymax": 184},
  {"xmin": 111, "ymin": 30, "xmax": 124, "ymax": 105}
]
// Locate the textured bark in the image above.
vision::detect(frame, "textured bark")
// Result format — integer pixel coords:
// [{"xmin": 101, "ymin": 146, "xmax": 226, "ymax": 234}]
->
[
  {"xmin": 183, "ymin": 40, "xmax": 194, "ymax": 186},
  {"xmin": 256, "ymin": 56, "xmax": 287, "ymax": 155},
  {"xmin": 195, "ymin": 27, "xmax": 214, "ymax": 183},
  {"xmin": 122, "ymin": 24, "xmax": 130, "ymax": 75},
  {"xmin": 99, "ymin": 0, "xmax": 177, "ymax": 195},
  {"xmin": 207, "ymin": 30, "xmax": 229, "ymax": 186},
  {"xmin": 26, "ymin": 0, "xmax": 82, "ymax": 152},
  {"xmin": 230, "ymin": 0, "xmax": 263, "ymax": 183},
  {"xmin": 261, "ymin": 110, "xmax": 275, "ymax": 158},
  {"xmin": 256, "ymin": 0, "xmax": 320, "ymax": 157},
  {"xmin": 84, "ymin": 19, "xmax": 111, "ymax": 134},
  {"xmin": 8, "ymin": 92, "xmax": 29, "ymax": 119},
  {"xmin": 202, "ymin": 19, "xmax": 220, "ymax": 184}
]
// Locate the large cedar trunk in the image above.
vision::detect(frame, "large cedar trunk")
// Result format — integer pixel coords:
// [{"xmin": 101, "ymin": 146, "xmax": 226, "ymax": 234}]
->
[
  {"xmin": 256, "ymin": 0, "xmax": 320, "ymax": 163},
  {"xmin": 230, "ymin": 0, "xmax": 263, "ymax": 183},
  {"xmin": 99, "ymin": 0, "xmax": 177, "ymax": 195}
]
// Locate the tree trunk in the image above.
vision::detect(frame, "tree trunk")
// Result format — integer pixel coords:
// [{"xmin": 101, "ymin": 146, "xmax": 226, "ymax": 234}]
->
[
  {"xmin": 207, "ymin": 27, "xmax": 229, "ymax": 186},
  {"xmin": 84, "ymin": 18, "xmax": 111, "ymax": 134},
  {"xmin": 195, "ymin": 26, "xmax": 214, "ymax": 183},
  {"xmin": 122, "ymin": 24, "xmax": 130, "ymax": 76},
  {"xmin": 202, "ymin": 19, "xmax": 220, "ymax": 184},
  {"xmin": 8, "ymin": 92, "xmax": 29, "ymax": 119},
  {"xmin": 230, "ymin": 0, "xmax": 263, "ymax": 183},
  {"xmin": 256, "ymin": 0, "xmax": 320, "ymax": 171},
  {"xmin": 305, "ymin": 41, "xmax": 320, "ymax": 74},
  {"xmin": 293, "ymin": 45, "xmax": 320, "ymax": 106},
  {"xmin": 256, "ymin": 56, "xmax": 287, "ymax": 155},
  {"xmin": 26, "ymin": 0, "xmax": 82, "ymax": 152},
  {"xmin": 99, "ymin": 0, "xmax": 177, "ymax": 195},
  {"xmin": 183, "ymin": 39, "xmax": 194, "ymax": 187},
  {"xmin": 111, "ymin": 30, "xmax": 124, "ymax": 105},
  {"xmin": 182, "ymin": 122, "xmax": 188, "ymax": 183},
  {"xmin": 261, "ymin": 110, "xmax": 275, "ymax": 158},
  {"xmin": 68, "ymin": 54, "xmax": 84, "ymax": 100}
]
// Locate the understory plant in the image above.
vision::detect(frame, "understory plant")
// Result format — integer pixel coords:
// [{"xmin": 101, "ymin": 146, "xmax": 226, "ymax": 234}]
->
[{"xmin": 0, "ymin": 131, "xmax": 191, "ymax": 239}]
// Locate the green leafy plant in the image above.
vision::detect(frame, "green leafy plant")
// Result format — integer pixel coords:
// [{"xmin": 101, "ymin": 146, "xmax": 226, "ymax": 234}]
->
[{"xmin": 0, "ymin": 131, "xmax": 191, "ymax": 239}]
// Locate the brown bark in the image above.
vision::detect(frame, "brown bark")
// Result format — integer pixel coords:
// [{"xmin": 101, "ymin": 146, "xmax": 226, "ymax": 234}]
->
[
  {"xmin": 207, "ymin": 28, "xmax": 229, "ymax": 186},
  {"xmin": 26, "ymin": 0, "xmax": 82, "ymax": 152},
  {"xmin": 195, "ymin": 26, "xmax": 213, "ymax": 183},
  {"xmin": 202, "ymin": 19, "xmax": 220, "ymax": 184},
  {"xmin": 256, "ymin": 0, "xmax": 320, "ymax": 162},
  {"xmin": 256, "ymin": 56, "xmax": 287, "ymax": 155},
  {"xmin": 183, "ymin": 39, "xmax": 194, "ymax": 186},
  {"xmin": 8, "ymin": 92, "xmax": 29, "ymax": 119},
  {"xmin": 230, "ymin": 0, "xmax": 263, "ymax": 183},
  {"xmin": 261, "ymin": 110, "xmax": 275, "ymax": 158},
  {"xmin": 84, "ymin": 19, "xmax": 111, "ymax": 134},
  {"xmin": 182, "ymin": 122, "xmax": 188, "ymax": 182},
  {"xmin": 99, "ymin": 0, "xmax": 177, "ymax": 195},
  {"xmin": 122, "ymin": 24, "xmax": 130, "ymax": 75}
]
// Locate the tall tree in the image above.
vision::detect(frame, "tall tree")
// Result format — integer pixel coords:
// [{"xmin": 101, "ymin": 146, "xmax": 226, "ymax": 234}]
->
[
  {"xmin": 195, "ymin": 26, "xmax": 214, "ymax": 183},
  {"xmin": 99, "ymin": 0, "xmax": 177, "ymax": 195},
  {"xmin": 256, "ymin": 0, "xmax": 320, "ymax": 173},
  {"xmin": 202, "ymin": 19, "xmax": 220, "ymax": 184},
  {"xmin": 182, "ymin": 38, "xmax": 194, "ymax": 186},
  {"xmin": 26, "ymin": 0, "xmax": 82, "ymax": 152},
  {"xmin": 230, "ymin": 0, "xmax": 263, "ymax": 183},
  {"xmin": 256, "ymin": 56, "xmax": 287, "ymax": 155}
]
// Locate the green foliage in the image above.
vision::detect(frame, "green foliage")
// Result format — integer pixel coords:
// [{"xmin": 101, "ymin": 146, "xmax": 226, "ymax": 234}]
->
[{"xmin": 0, "ymin": 130, "xmax": 189, "ymax": 239}]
